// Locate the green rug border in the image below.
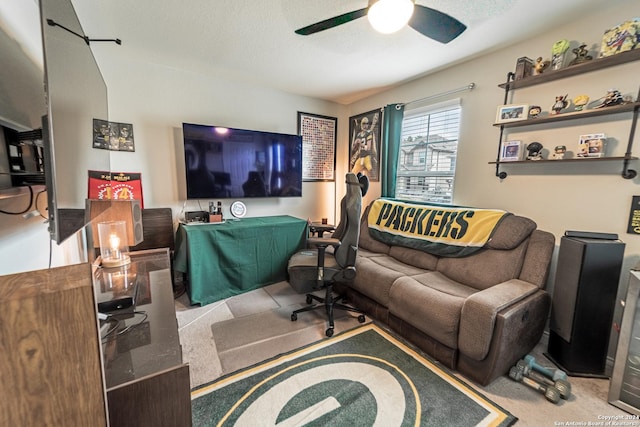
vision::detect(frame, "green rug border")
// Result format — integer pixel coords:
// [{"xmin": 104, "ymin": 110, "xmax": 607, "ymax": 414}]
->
[{"xmin": 191, "ymin": 322, "xmax": 517, "ymax": 426}]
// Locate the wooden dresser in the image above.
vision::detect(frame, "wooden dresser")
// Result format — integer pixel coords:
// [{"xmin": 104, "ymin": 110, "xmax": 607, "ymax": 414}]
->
[{"xmin": 95, "ymin": 248, "xmax": 191, "ymax": 426}]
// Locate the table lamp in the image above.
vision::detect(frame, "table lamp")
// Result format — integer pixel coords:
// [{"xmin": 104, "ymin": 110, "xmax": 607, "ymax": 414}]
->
[{"xmin": 97, "ymin": 221, "xmax": 131, "ymax": 267}]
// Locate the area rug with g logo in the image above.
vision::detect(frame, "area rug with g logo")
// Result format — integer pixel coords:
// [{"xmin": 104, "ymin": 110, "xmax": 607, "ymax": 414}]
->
[{"xmin": 191, "ymin": 323, "xmax": 516, "ymax": 426}]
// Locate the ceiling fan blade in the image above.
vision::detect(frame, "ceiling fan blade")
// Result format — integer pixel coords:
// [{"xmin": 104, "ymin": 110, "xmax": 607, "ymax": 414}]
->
[
  {"xmin": 295, "ymin": 8, "xmax": 368, "ymax": 35},
  {"xmin": 409, "ymin": 5, "xmax": 466, "ymax": 43}
]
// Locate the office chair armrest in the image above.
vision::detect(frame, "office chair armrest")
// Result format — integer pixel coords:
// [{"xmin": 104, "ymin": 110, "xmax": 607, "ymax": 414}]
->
[{"xmin": 308, "ymin": 237, "xmax": 341, "ymax": 249}]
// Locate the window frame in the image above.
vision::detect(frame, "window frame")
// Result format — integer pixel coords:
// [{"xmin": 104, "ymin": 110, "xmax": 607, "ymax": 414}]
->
[{"xmin": 394, "ymin": 98, "xmax": 462, "ymax": 204}]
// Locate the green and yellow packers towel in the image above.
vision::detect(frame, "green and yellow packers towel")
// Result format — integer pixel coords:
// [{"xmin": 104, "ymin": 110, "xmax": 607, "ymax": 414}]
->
[{"xmin": 367, "ymin": 199, "xmax": 509, "ymax": 257}]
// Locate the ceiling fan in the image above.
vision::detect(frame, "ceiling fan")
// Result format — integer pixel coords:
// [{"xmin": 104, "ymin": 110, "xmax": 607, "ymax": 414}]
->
[{"xmin": 295, "ymin": 0, "xmax": 466, "ymax": 44}]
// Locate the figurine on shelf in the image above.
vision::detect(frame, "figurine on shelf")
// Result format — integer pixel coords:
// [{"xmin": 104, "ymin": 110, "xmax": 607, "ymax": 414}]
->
[
  {"xmin": 568, "ymin": 44, "xmax": 593, "ymax": 66},
  {"xmin": 593, "ymin": 88, "xmax": 624, "ymax": 108},
  {"xmin": 551, "ymin": 145, "xmax": 567, "ymax": 160},
  {"xmin": 526, "ymin": 142, "xmax": 544, "ymax": 160},
  {"xmin": 534, "ymin": 57, "xmax": 551, "ymax": 74},
  {"xmin": 529, "ymin": 105, "xmax": 542, "ymax": 118},
  {"xmin": 551, "ymin": 39, "xmax": 570, "ymax": 70},
  {"xmin": 551, "ymin": 94, "xmax": 569, "ymax": 114},
  {"xmin": 573, "ymin": 94, "xmax": 590, "ymax": 111}
]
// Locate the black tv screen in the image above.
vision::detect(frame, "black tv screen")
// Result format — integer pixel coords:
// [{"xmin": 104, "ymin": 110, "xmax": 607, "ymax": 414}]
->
[{"xmin": 182, "ymin": 123, "xmax": 303, "ymax": 199}]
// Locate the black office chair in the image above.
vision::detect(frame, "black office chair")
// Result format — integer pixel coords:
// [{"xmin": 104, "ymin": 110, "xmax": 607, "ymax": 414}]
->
[{"xmin": 288, "ymin": 172, "xmax": 368, "ymax": 337}]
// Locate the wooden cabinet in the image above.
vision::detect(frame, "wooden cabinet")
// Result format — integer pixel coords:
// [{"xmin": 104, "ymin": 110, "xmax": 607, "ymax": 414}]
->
[
  {"xmin": 0, "ymin": 249, "xmax": 191, "ymax": 427},
  {"xmin": 491, "ymin": 49, "xmax": 640, "ymax": 179},
  {"xmin": 0, "ymin": 263, "xmax": 108, "ymax": 427},
  {"xmin": 96, "ymin": 248, "xmax": 191, "ymax": 427}
]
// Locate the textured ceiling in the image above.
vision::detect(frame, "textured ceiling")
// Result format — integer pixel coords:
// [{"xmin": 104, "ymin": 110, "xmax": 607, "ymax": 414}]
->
[{"xmin": 69, "ymin": 0, "xmax": 611, "ymax": 105}]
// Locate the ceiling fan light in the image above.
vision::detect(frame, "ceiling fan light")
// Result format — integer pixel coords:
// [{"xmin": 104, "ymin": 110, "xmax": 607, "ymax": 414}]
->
[{"xmin": 368, "ymin": 0, "xmax": 414, "ymax": 34}]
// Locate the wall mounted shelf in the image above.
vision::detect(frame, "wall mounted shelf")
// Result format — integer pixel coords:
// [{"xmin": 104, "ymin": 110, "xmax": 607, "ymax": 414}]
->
[
  {"xmin": 493, "ymin": 102, "xmax": 640, "ymax": 128},
  {"xmin": 493, "ymin": 49, "xmax": 640, "ymax": 180},
  {"xmin": 498, "ymin": 49, "xmax": 640, "ymax": 90},
  {"xmin": 490, "ymin": 156, "xmax": 638, "ymax": 165}
]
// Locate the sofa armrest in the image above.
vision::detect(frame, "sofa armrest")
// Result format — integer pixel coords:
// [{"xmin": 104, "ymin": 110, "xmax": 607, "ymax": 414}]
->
[
  {"xmin": 459, "ymin": 279, "xmax": 538, "ymax": 360},
  {"xmin": 518, "ymin": 229, "xmax": 555, "ymax": 288}
]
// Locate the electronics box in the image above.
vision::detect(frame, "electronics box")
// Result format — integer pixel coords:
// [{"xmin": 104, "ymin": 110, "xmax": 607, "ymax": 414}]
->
[
  {"xmin": 514, "ymin": 56, "xmax": 534, "ymax": 80},
  {"xmin": 185, "ymin": 211, "xmax": 208, "ymax": 223}
]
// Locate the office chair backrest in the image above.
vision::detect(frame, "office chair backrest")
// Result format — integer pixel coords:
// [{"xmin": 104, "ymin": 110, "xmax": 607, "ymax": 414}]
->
[
  {"xmin": 332, "ymin": 173, "xmax": 368, "ymax": 241},
  {"xmin": 333, "ymin": 173, "xmax": 363, "ymax": 268}
]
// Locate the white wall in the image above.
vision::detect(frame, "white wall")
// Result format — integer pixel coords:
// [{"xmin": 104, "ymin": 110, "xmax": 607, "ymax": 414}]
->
[
  {"xmin": 347, "ymin": 0, "xmax": 639, "ymax": 357},
  {"xmin": 93, "ymin": 53, "xmax": 346, "ymax": 226}
]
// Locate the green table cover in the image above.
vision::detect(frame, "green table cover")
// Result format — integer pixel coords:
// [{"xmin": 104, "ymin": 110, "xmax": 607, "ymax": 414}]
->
[{"xmin": 174, "ymin": 215, "xmax": 308, "ymax": 306}]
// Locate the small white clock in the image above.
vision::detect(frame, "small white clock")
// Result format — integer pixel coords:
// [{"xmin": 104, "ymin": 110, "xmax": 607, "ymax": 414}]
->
[{"xmin": 230, "ymin": 201, "xmax": 247, "ymax": 218}]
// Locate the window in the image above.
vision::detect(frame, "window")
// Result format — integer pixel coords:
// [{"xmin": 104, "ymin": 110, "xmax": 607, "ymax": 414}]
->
[{"xmin": 395, "ymin": 100, "xmax": 461, "ymax": 204}]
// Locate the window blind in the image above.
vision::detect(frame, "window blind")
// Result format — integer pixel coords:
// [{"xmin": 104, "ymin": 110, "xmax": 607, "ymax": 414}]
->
[{"xmin": 395, "ymin": 100, "xmax": 461, "ymax": 204}]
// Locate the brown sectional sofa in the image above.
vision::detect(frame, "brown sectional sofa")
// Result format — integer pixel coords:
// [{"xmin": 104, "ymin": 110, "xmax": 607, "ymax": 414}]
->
[{"xmin": 338, "ymin": 200, "xmax": 556, "ymax": 386}]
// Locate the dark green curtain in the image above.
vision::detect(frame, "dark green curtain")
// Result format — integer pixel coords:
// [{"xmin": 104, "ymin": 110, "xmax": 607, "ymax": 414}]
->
[{"xmin": 381, "ymin": 103, "xmax": 404, "ymax": 198}]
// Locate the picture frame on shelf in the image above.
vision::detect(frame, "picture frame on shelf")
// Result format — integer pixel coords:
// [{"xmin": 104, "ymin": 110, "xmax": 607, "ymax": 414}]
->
[
  {"xmin": 577, "ymin": 133, "xmax": 606, "ymax": 158},
  {"xmin": 500, "ymin": 140, "xmax": 523, "ymax": 161},
  {"xmin": 496, "ymin": 104, "xmax": 529, "ymax": 124}
]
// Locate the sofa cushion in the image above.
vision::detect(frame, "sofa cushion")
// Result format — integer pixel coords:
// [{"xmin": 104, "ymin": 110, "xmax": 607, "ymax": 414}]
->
[
  {"xmin": 359, "ymin": 205, "xmax": 391, "ymax": 254},
  {"xmin": 436, "ymin": 242, "xmax": 528, "ymax": 290},
  {"xmin": 486, "ymin": 215, "xmax": 537, "ymax": 250},
  {"xmin": 389, "ymin": 272, "xmax": 476, "ymax": 349},
  {"xmin": 357, "ymin": 247, "xmax": 387, "ymax": 258},
  {"xmin": 388, "ymin": 246, "xmax": 438, "ymax": 271},
  {"xmin": 352, "ymin": 256, "xmax": 408, "ymax": 307}
]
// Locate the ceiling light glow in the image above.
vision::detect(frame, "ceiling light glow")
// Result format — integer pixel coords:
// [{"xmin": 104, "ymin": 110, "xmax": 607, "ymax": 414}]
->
[{"xmin": 368, "ymin": 0, "xmax": 414, "ymax": 34}]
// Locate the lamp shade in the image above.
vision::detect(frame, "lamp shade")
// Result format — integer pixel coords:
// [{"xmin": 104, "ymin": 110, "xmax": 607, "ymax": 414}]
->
[
  {"xmin": 368, "ymin": 0, "xmax": 414, "ymax": 34},
  {"xmin": 97, "ymin": 221, "xmax": 131, "ymax": 268}
]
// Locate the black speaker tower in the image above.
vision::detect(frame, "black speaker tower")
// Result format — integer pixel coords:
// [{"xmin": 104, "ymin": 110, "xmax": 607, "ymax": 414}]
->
[{"xmin": 546, "ymin": 233, "xmax": 625, "ymax": 377}]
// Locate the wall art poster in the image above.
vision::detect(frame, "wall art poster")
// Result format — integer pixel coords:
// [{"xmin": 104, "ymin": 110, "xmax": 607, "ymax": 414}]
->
[
  {"xmin": 297, "ymin": 112, "xmax": 337, "ymax": 181},
  {"xmin": 88, "ymin": 170, "xmax": 144, "ymax": 207},
  {"xmin": 349, "ymin": 109, "xmax": 381, "ymax": 182},
  {"xmin": 628, "ymin": 196, "xmax": 640, "ymax": 235},
  {"xmin": 93, "ymin": 119, "xmax": 135, "ymax": 152}
]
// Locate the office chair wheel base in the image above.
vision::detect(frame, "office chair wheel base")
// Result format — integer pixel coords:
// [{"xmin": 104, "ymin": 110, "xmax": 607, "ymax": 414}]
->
[
  {"xmin": 306, "ymin": 295, "xmax": 313, "ymax": 304},
  {"xmin": 291, "ymin": 313, "xmax": 297, "ymax": 321},
  {"xmin": 358, "ymin": 315, "xmax": 366, "ymax": 323},
  {"xmin": 326, "ymin": 328, "xmax": 334, "ymax": 337}
]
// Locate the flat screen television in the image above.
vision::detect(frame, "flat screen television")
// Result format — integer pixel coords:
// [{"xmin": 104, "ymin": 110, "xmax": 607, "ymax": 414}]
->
[{"xmin": 182, "ymin": 123, "xmax": 303, "ymax": 199}]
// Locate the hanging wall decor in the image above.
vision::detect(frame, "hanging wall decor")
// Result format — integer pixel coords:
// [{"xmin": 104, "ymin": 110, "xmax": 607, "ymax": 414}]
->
[
  {"xmin": 297, "ymin": 112, "xmax": 337, "ymax": 181},
  {"xmin": 93, "ymin": 119, "xmax": 135, "ymax": 152},
  {"xmin": 349, "ymin": 109, "xmax": 381, "ymax": 182}
]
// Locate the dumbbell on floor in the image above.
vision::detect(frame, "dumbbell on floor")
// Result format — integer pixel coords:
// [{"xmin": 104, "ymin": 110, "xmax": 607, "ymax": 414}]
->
[
  {"xmin": 523, "ymin": 354, "xmax": 567, "ymax": 381},
  {"xmin": 509, "ymin": 365, "xmax": 561, "ymax": 404},
  {"xmin": 516, "ymin": 360, "xmax": 572, "ymax": 400}
]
